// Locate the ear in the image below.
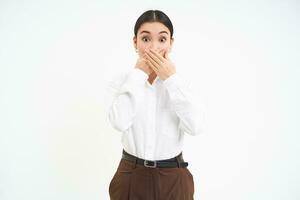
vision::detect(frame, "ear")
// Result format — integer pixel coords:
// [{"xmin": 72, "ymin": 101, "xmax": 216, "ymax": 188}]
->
[
  {"xmin": 133, "ymin": 36, "xmax": 137, "ymax": 49},
  {"xmin": 169, "ymin": 37, "xmax": 174, "ymax": 52}
]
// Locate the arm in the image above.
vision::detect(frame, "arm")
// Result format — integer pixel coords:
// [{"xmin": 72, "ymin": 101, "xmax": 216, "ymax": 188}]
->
[
  {"xmin": 162, "ymin": 73, "xmax": 208, "ymax": 136},
  {"xmin": 105, "ymin": 68, "xmax": 148, "ymax": 132}
]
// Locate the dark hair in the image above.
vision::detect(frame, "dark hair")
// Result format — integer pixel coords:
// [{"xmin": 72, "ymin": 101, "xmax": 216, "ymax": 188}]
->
[{"xmin": 134, "ymin": 10, "xmax": 174, "ymax": 39}]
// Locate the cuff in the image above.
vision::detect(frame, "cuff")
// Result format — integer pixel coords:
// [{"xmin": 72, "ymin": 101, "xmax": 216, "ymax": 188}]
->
[{"xmin": 162, "ymin": 73, "xmax": 180, "ymax": 90}]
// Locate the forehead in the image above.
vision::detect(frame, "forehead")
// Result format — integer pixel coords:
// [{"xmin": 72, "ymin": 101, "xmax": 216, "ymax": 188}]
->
[{"xmin": 138, "ymin": 22, "xmax": 170, "ymax": 35}]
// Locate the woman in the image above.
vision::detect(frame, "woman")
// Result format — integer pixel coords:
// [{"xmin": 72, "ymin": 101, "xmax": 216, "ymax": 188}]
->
[{"xmin": 106, "ymin": 9, "xmax": 207, "ymax": 200}]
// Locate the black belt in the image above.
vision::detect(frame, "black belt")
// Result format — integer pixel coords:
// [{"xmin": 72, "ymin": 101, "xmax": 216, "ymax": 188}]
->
[{"xmin": 122, "ymin": 149, "xmax": 189, "ymax": 168}]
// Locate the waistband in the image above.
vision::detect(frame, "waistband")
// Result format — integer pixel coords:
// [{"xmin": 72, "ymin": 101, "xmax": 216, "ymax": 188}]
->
[{"xmin": 122, "ymin": 149, "xmax": 189, "ymax": 168}]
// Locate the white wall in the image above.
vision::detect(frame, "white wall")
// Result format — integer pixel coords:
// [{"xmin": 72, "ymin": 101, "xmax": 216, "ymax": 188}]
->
[{"xmin": 0, "ymin": 0, "xmax": 299, "ymax": 199}]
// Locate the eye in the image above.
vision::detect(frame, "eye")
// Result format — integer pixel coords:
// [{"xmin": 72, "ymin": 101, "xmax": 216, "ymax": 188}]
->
[
  {"xmin": 160, "ymin": 37, "xmax": 167, "ymax": 42},
  {"xmin": 142, "ymin": 36, "xmax": 150, "ymax": 42}
]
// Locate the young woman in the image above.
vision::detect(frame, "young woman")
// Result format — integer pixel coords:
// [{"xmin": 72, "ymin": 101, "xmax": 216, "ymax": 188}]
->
[{"xmin": 106, "ymin": 9, "xmax": 207, "ymax": 200}]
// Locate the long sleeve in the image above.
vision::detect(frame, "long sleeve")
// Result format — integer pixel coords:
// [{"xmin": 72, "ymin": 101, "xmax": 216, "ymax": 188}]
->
[
  {"xmin": 162, "ymin": 73, "xmax": 207, "ymax": 136},
  {"xmin": 105, "ymin": 68, "xmax": 148, "ymax": 132}
]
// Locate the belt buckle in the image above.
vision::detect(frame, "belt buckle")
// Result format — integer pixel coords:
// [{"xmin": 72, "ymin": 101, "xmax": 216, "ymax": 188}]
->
[{"xmin": 144, "ymin": 160, "xmax": 157, "ymax": 168}]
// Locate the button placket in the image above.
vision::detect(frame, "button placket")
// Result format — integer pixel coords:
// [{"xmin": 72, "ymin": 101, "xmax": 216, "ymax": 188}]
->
[{"xmin": 145, "ymin": 87, "xmax": 157, "ymax": 159}]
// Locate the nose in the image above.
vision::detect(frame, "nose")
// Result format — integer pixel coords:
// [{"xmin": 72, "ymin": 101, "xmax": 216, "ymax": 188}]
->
[{"xmin": 149, "ymin": 42, "xmax": 160, "ymax": 52}]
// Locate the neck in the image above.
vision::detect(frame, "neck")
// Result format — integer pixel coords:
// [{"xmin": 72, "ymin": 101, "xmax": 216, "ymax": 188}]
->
[{"xmin": 148, "ymin": 72, "xmax": 157, "ymax": 84}]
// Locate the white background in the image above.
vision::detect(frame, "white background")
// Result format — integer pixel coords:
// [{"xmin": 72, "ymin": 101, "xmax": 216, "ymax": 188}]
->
[{"xmin": 0, "ymin": 0, "xmax": 299, "ymax": 199}]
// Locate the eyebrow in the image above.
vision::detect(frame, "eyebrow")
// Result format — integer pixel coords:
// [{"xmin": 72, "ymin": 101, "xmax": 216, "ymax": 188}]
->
[{"xmin": 140, "ymin": 30, "xmax": 169, "ymax": 35}]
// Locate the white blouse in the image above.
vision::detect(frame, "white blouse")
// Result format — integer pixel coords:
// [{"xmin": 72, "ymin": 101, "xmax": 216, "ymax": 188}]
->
[{"xmin": 105, "ymin": 68, "xmax": 207, "ymax": 161}]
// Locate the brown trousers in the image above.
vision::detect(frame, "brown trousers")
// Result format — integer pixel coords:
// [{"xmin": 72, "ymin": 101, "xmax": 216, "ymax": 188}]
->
[{"xmin": 109, "ymin": 156, "xmax": 194, "ymax": 200}]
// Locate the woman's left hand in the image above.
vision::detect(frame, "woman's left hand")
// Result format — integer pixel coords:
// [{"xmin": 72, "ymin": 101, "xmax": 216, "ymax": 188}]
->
[{"xmin": 144, "ymin": 48, "xmax": 176, "ymax": 80}]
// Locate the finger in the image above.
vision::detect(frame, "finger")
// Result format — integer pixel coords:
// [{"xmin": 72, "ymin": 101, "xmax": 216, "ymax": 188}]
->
[
  {"xmin": 145, "ymin": 52, "xmax": 160, "ymax": 69},
  {"xmin": 159, "ymin": 49, "xmax": 165, "ymax": 56},
  {"xmin": 146, "ymin": 61, "xmax": 157, "ymax": 73},
  {"xmin": 149, "ymin": 62, "xmax": 159, "ymax": 74},
  {"xmin": 147, "ymin": 54, "xmax": 158, "ymax": 70},
  {"xmin": 149, "ymin": 49, "xmax": 166, "ymax": 63},
  {"xmin": 150, "ymin": 49, "xmax": 164, "ymax": 60},
  {"xmin": 164, "ymin": 49, "xmax": 169, "ymax": 59},
  {"xmin": 142, "ymin": 53, "xmax": 147, "ymax": 59},
  {"xmin": 145, "ymin": 50, "xmax": 162, "ymax": 67}
]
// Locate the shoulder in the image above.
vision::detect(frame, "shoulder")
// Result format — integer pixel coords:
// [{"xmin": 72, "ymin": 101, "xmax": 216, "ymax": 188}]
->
[{"xmin": 106, "ymin": 70, "xmax": 129, "ymax": 90}]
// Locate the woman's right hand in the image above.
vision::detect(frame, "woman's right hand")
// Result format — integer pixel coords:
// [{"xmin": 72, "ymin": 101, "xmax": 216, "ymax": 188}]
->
[
  {"xmin": 134, "ymin": 53, "xmax": 153, "ymax": 75},
  {"xmin": 135, "ymin": 49, "xmax": 164, "ymax": 75}
]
